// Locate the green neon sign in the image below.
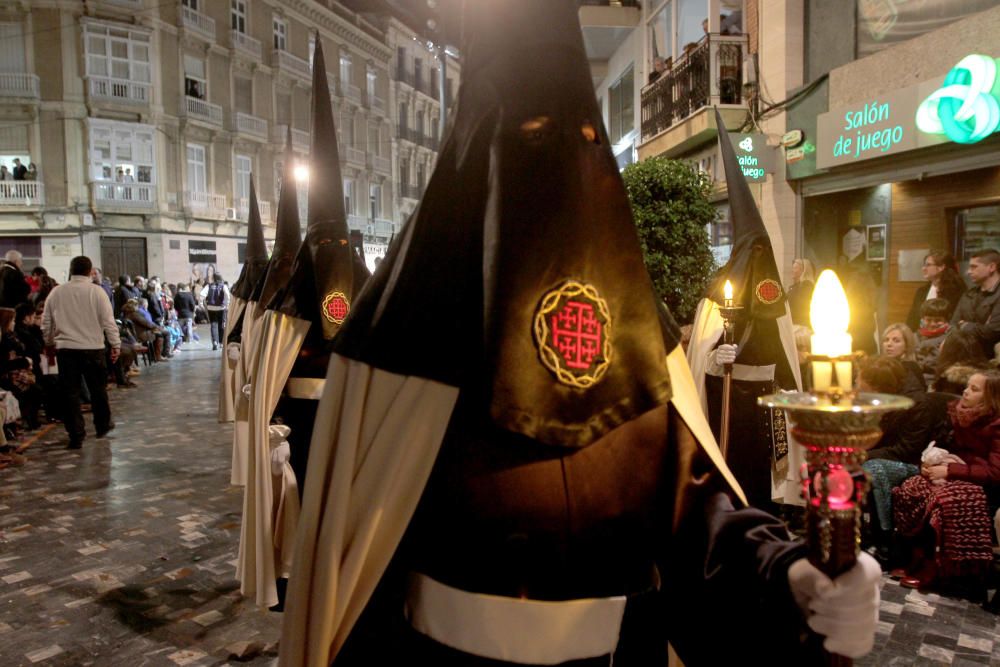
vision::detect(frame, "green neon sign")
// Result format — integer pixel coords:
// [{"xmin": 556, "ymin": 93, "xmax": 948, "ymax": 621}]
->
[{"xmin": 916, "ymin": 54, "xmax": 1000, "ymax": 145}]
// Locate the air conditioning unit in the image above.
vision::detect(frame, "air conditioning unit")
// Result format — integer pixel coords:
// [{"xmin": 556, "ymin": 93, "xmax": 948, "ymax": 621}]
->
[{"xmin": 225, "ymin": 208, "xmax": 238, "ymax": 221}]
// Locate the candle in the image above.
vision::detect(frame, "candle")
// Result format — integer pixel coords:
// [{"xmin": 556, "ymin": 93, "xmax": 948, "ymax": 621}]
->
[
  {"xmin": 723, "ymin": 279, "xmax": 733, "ymax": 308},
  {"xmin": 810, "ymin": 270, "xmax": 852, "ymax": 392}
]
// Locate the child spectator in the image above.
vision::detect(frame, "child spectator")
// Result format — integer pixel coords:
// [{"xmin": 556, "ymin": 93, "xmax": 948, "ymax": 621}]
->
[{"xmin": 916, "ymin": 298, "xmax": 951, "ymax": 386}]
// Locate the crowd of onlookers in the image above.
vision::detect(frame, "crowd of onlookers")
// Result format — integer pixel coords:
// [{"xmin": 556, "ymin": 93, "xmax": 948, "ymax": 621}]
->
[
  {"xmin": 0, "ymin": 158, "xmax": 38, "ymax": 183},
  {"xmin": 0, "ymin": 249, "xmax": 219, "ymax": 468},
  {"xmin": 790, "ymin": 250, "xmax": 1000, "ymax": 606}
]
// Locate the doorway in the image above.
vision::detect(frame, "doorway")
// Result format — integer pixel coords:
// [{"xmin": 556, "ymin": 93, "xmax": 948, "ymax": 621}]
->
[{"xmin": 100, "ymin": 236, "xmax": 148, "ymax": 282}]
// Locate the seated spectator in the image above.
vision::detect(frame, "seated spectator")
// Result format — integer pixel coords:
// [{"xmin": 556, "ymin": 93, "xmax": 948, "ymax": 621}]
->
[
  {"xmin": 915, "ymin": 298, "xmax": 951, "ymax": 386},
  {"xmin": 17, "ymin": 302, "xmax": 59, "ymax": 419},
  {"xmin": 950, "ymin": 248, "xmax": 1000, "ymax": 359},
  {"xmin": 0, "ymin": 307, "xmax": 42, "ymax": 430},
  {"xmin": 113, "ymin": 276, "xmax": 139, "ymax": 317},
  {"xmin": 139, "ymin": 297, "xmax": 177, "ymax": 355},
  {"xmin": 111, "ymin": 319, "xmax": 138, "ymax": 389},
  {"xmin": 880, "ymin": 323, "xmax": 925, "ymax": 396},
  {"xmin": 123, "ymin": 300, "xmax": 166, "ymax": 362},
  {"xmin": 906, "ymin": 251, "xmax": 965, "ymax": 330},
  {"xmin": 892, "ymin": 370, "xmax": 1000, "ymax": 593},
  {"xmin": 858, "ymin": 357, "xmax": 954, "ymax": 564}
]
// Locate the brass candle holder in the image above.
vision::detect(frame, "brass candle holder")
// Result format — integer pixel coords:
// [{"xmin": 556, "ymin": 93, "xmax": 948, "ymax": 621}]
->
[{"xmin": 759, "ymin": 370, "xmax": 912, "ymax": 666}]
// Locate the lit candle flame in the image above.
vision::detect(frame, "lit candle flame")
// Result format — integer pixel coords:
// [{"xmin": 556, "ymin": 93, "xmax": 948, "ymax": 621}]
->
[
  {"xmin": 723, "ymin": 280, "xmax": 733, "ymax": 302},
  {"xmin": 810, "ymin": 270, "xmax": 850, "ymax": 337}
]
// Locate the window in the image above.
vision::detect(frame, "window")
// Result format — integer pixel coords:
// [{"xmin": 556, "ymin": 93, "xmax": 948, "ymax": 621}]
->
[
  {"xmin": 273, "ymin": 160, "xmax": 283, "ymax": 202},
  {"xmin": 708, "ymin": 203, "xmax": 732, "ymax": 265},
  {"xmin": 343, "ymin": 178, "xmax": 355, "ymax": 214},
  {"xmin": 369, "ymin": 183, "xmax": 382, "ymax": 220},
  {"xmin": 184, "ymin": 55, "xmax": 206, "ymax": 99},
  {"xmin": 366, "ymin": 67, "xmax": 377, "ymax": 101},
  {"xmin": 308, "ymin": 34, "xmax": 316, "ymax": 70},
  {"xmin": 88, "ymin": 119, "xmax": 155, "ymax": 183},
  {"xmin": 368, "ymin": 124, "xmax": 379, "ymax": 156},
  {"xmin": 186, "ymin": 144, "xmax": 207, "ymax": 193},
  {"xmin": 273, "ymin": 16, "xmax": 287, "ymax": 51},
  {"xmin": 277, "ymin": 92, "xmax": 292, "ymax": 125},
  {"xmin": 340, "ymin": 53, "xmax": 353, "ymax": 88},
  {"xmin": 398, "ymin": 102, "xmax": 408, "ymax": 132},
  {"xmin": 231, "ymin": 0, "xmax": 247, "ymax": 34},
  {"xmin": 608, "ymin": 66, "xmax": 634, "ymax": 144},
  {"xmin": 182, "ymin": 0, "xmax": 199, "ymax": 9},
  {"xmin": 234, "ymin": 154, "xmax": 251, "ymax": 206},
  {"xmin": 416, "ymin": 110, "xmax": 425, "ymax": 138},
  {"xmin": 84, "ymin": 22, "xmax": 150, "ymax": 83},
  {"xmin": 0, "ymin": 23, "xmax": 27, "ymax": 73},
  {"xmin": 234, "ymin": 77, "xmax": 252, "ymax": 114},
  {"xmin": 413, "ymin": 57, "xmax": 423, "ymax": 88}
]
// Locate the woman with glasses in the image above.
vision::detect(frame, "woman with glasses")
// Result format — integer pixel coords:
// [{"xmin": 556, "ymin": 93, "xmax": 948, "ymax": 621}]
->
[{"xmin": 906, "ymin": 250, "xmax": 966, "ymax": 331}]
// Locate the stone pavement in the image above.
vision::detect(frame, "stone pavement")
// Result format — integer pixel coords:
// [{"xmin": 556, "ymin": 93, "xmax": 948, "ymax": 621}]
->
[
  {"xmin": 0, "ymin": 331, "xmax": 280, "ymax": 666},
  {"xmin": 2, "ymin": 328, "xmax": 1000, "ymax": 665}
]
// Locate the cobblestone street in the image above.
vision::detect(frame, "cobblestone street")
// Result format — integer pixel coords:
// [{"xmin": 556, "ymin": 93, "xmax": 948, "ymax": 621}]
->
[
  {"xmin": 3, "ymin": 331, "xmax": 1000, "ymax": 665},
  {"xmin": 0, "ymin": 334, "xmax": 280, "ymax": 666}
]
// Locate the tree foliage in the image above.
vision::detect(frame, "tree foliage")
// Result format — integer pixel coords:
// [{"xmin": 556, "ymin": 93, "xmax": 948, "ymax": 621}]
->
[{"xmin": 622, "ymin": 156, "xmax": 717, "ymax": 323}]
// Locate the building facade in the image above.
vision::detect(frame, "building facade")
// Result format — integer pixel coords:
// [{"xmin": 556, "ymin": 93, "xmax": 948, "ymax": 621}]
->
[{"xmin": 0, "ymin": 0, "xmax": 458, "ymax": 283}]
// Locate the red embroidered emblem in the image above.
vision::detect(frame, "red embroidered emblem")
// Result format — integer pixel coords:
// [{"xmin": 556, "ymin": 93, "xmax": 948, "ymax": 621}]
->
[
  {"xmin": 534, "ymin": 281, "xmax": 612, "ymax": 388},
  {"xmin": 322, "ymin": 291, "xmax": 350, "ymax": 324},
  {"xmin": 755, "ymin": 279, "xmax": 782, "ymax": 305}
]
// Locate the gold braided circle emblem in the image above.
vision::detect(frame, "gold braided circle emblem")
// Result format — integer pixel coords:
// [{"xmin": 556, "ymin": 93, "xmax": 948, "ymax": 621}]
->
[
  {"xmin": 533, "ymin": 280, "xmax": 612, "ymax": 389},
  {"xmin": 322, "ymin": 291, "xmax": 350, "ymax": 325}
]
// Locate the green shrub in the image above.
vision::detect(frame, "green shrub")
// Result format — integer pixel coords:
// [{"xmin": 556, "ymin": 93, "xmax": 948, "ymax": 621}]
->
[{"xmin": 622, "ymin": 156, "xmax": 717, "ymax": 323}]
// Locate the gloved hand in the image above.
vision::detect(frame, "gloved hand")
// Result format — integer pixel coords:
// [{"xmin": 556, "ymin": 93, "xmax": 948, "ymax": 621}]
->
[
  {"xmin": 788, "ymin": 552, "xmax": 881, "ymax": 658},
  {"xmin": 242, "ymin": 383, "xmax": 251, "ymax": 398},
  {"xmin": 227, "ymin": 342, "xmax": 241, "ymax": 362},
  {"xmin": 269, "ymin": 424, "xmax": 292, "ymax": 476},
  {"xmin": 716, "ymin": 343, "xmax": 738, "ymax": 365}
]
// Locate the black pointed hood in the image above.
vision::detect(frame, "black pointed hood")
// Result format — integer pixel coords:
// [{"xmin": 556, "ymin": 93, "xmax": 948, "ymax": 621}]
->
[
  {"xmin": 707, "ymin": 108, "xmax": 785, "ymax": 320},
  {"xmin": 331, "ymin": 0, "xmax": 678, "ymax": 448},
  {"xmin": 230, "ymin": 177, "xmax": 267, "ymax": 300},
  {"xmin": 270, "ymin": 36, "xmax": 368, "ymax": 338},
  {"xmin": 254, "ymin": 129, "xmax": 302, "ymax": 307}
]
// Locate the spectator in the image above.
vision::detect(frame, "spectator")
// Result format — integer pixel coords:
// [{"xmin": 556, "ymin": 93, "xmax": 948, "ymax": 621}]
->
[
  {"xmin": 892, "ymin": 370, "xmax": 1000, "ymax": 594},
  {"xmin": 786, "ymin": 258, "xmax": 815, "ymax": 326},
  {"xmin": 139, "ymin": 297, "xmax": 176, "ymax": 355},
  {"xmin": 91, "ymin": 267, "xmax": 113, "ymax": 304},
  {"xmin": 880, "ymin": 323, "xmax": 925, "ymax": 397},
  {"xmin": 0, "ymin": 250, "xmax": 29, "ymax": 308},
  {"xmin": 0, "ymin": 165, "xmax": 8, "ymax": 181},
  {"xmin": 949, "ymin": 248, "xmax": 1000, "ymax": 358},
  {"xmin": 915, "ymin": 298, "xmax": 951, "ymax": 385},
  {"xmin": 173, "ymin": 283, "xmax": 198, "ymax": 342},
  {"xmin": 115, "ymin": 168, "xmax": 124, "ymax": 183},
  {"xmin": 0, "ymin": 307, "xmax": 42, "ymax": 430},
  {"xmin": 14, "ymin": 302, "xmax": 58, "ymax": 419},
  {"xmin": 26, "ymin": 266, "xmax": 46, "ymax": 295},
  {"xmin": 123, "ymin": 300, "xmax": 166, "ymax": 362},
  {"xmin": 200, "ymin": 274, "xmax": 229, "ymax": 351},
  {"xmin": 144, "ymin": 278, "xmax": 165, "ymax": 325},
  {"xmin": 26, "ymin": 163, "xmax": 37, "ymax": 181},
  {"xmin": 906, "ymin": 251, "xmax": 965, "ymax": 330},
  {"xmin": 32, "ymin": 275, "xmax": 57, "ymax": 307},
  {"xmin": 11, "ymin": 158, "xmax": 26, "ymax": 181},
  {"xmin": 133, "ymin": 275, "xmax": 146, "ymax": 293},
  {"xmin": 113, "ymin": 276, "xmax": 139, "ymax": 317},
  {"xmin": 40, "ymin": 255, "xmax": 120, "ymax": 449},
  {"xmin": 858, "ymin": 357, "xmax": 954, "ymax": 565}
]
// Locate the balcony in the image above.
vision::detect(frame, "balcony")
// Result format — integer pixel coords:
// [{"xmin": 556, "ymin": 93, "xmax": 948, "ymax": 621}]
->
[
  {"xmin": 231, "ymin": 30, "xmax": 262, "ymax": 60},
  {"xmin": 87, "ymin": 76, "xmax": 150, "ymax": 106},
  {"xmin": 91, "ymin": 182, "xmax": 156, "ymax": 210},
  {"xmin": 233, "ymin": 112, "xmax": 268, "ymax": 142},
  {"xmin": 274, "ymin": 50, "xmax": 311, "ymax": 81},
  {"xmin": 271, "ymin": 124, "xmax": 310, "ymax": 153},
  {"xmin": 640, "ymin": 34, "xmax": 747, "ymax": 148},
  {"xmin": 371, "ymin": 154, "xmax": 391, "ymax": 174},
  {"xmin": 0, "ymin": 181, "xmax": 44, "ymax": 207},
  {"xmin": 184, "ymin": 191, "xmax": 227, "ymax": 219},
  {"xmin": 400, "ymin": 183, "xmax": 421, "ymax": 200},
  {"xmin": 342, "ymin": 83, "xmax": 362, "ymax": 106},
  {"xmin": 369, "ymin": 94, "xmax": 386, "ymax": 116},
  {"xmin": 394, "ymin": 63, "xmax": 415, "ymax": 88},
  {"xmin": 371, "ymin": 218, "xmax": 396, "ymax": 237},
  {"xmin": 396, "ymin": 126, "xmax": 416, "ymax": 144},
  {"xmin": 236, "ymin": 197, "xmax": 272, "ymax": 223},
  {"xmin": 181, "ymin": 5, "xmax": 215, "ymax": 41},
  {"xmin": 418, "ymin": 133, "xmax": 439, "ymax": 151},
  {"xmin": 185, "ymin": 96, "xmax": 223, "ymax": 127},
  {"xmin": 0, "ymin": 73, "xmax": 39, "ymax": 99},
  {"xmin": 345, "ymin": 146, "xmax": 366, "ymax": 168}
]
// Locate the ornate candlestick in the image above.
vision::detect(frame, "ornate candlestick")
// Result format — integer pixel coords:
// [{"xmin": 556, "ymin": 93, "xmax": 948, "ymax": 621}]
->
[
  {"xmin": 718, "ymin": 279, "xmax": 743, "ymax": 458},
  {"xmin": 759, "ymin": 270, "xmax": 912, "ymax": 666}
]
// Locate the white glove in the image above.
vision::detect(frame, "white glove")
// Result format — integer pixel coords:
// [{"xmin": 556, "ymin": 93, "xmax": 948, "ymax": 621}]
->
[
  {"xmin": 227, "ymin": 342, "xmax": 241, "ymax": 362},
  {"xmin": 788, "ymin": 552, "xmax": 881, "ymax": 658},
  {"xmin": 716, "ymin": 343, "xmax": 738, "ymax": 365},
  {"xmin": 242, "ymin": 383, "xmax": 251, "ymax": 398},
  {"xmin": 269, "ymin": 424, "xmax": 292, "ymax": 476}
]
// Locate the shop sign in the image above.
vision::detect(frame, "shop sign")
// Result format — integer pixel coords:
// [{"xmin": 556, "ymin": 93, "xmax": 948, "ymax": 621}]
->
[
  {"xmin": 817, "ymin": 53, "xmax": 1000, "ymax": 169},
  {"xmin": 188, "ymin": 239, "xmax": 217, "ymax": 263},
  {"xmin": 726, "ymin": 133, "xmax": 775, "ymax": 183}
]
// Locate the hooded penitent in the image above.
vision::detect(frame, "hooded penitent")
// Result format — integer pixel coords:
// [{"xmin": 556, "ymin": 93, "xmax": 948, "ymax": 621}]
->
[
  {"xmin": 280, "ymin": 3, "xmax": 816, "ymax": 666},
  {"xmin": 229, "ymin": 133, "xmax": 302, "ymax": 487},
  {"xmin": 686, "ymin": 108, "xmax": 802, "ymax": 508},
  {"xmin": 218, "ymin": 179, "xmax": 267, "ymax": 424},
  {"xmin": 237, "ymin": 36, "xmax": 369, "ymax": 609}
]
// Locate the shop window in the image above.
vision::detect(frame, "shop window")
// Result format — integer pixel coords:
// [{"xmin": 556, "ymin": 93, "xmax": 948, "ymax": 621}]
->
[
  {"xmin": 953, "ymin": 204, "xmax": 1000, "ymax": 272},
  {"xmin": 0, "ymin": 237, "xmax": 41, "ymax": 271}
]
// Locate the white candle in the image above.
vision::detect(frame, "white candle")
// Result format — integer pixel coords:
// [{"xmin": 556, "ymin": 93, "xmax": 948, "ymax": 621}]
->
[
  {"xmin": 723, "ymin": 279, "xmax": 734, "ymax": 308},
  {"xmin": 810, "ymin": 270, "xmax": 852, "ymax": 392}
]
